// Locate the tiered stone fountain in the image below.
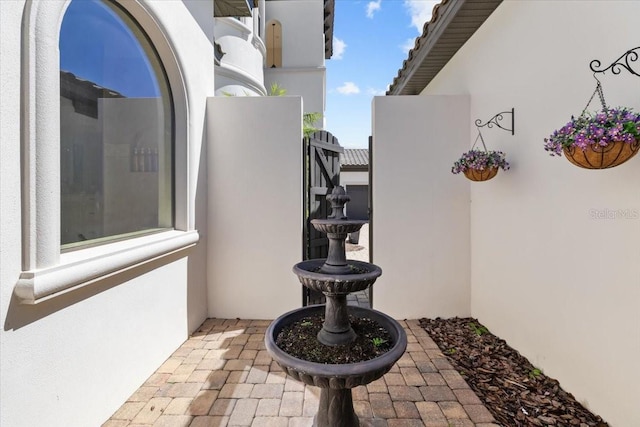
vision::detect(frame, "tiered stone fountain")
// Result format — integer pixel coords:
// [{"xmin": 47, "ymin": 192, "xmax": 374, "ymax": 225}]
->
[{"xmin": 265, "ymin": 186, "xmax": 407, "ymax": 427}]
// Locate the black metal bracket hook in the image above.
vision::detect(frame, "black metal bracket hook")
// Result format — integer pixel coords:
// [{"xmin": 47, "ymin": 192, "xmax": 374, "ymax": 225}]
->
[
  {"xmin": 470, "ymin": 108, "xmax": 515, "ymax": 152},
  {"xmin": 474, "ymin": 108, "xmax": 515, "ymax": 136},
  {"xmin": 590, "ymin": 46, "xmax": 640, "ymax": 77}
]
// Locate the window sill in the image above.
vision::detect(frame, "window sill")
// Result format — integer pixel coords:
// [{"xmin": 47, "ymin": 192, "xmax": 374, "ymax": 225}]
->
[{"xmin": 15, "ymin": 230, "xmax": 199, "ymax": 304}]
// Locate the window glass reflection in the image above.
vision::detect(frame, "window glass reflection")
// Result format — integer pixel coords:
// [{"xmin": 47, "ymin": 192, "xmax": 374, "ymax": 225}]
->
[{"xmin": 59, "ymin": 0, "xmax": 173, "ymax": 247}]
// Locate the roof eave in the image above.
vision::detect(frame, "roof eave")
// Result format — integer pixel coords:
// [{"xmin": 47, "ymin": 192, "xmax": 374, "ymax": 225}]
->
[
  {"xmin": 387, "ymin": 0, "xmax": 502, "ymax": 95},
  {"xmin": 324, "ymin": 0, "xmax": 335, "ymax": 59},
  {"xmin": 340, "ymin": 165, "xmax": 368, "ymax": 172}
]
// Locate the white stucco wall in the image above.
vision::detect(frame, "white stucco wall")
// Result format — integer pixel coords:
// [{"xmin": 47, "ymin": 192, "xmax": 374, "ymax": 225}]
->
[
  {"xmin": 264, "ymin": 0, "xmax": 324, "ymax": 68},
  {"xmin": 0, "ymin": 1, "xmax": 213, "ymax": 425},
  {"xmin": 264, "ymin": 0, "xmax": 326, "ymax": 116},
  {"xmin": 207, "ymin": 96, "xmax": 302, "ymax": 319},
  {"xmin": 371, "ymin": 95, "xmax": 471, "ymax": 319},
  {"xmin": 215, "ymin": 17, "xmax": 267, "ymax": 96},
  {"xmin": 421, "ymin": 2, "xmax": 640, "ymax": 425},
  {"xmin": 264, "ymin": 67, "xmax": 325, "ymax": 115}
]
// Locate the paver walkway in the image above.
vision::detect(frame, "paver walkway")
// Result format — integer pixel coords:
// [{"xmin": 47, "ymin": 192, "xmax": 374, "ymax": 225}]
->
[{"xmin": 103, "ymin": 318, "xmax": 498, "ymax": 427}]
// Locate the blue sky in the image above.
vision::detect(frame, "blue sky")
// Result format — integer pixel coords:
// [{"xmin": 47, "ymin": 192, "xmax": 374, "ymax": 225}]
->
[
  {"xmin": 325, "ymin": 0, "xmax": 438, "ymax": 148},
  {"xmin": 60, "ymin": 0, "xmax": 160, "ymax": 98}
]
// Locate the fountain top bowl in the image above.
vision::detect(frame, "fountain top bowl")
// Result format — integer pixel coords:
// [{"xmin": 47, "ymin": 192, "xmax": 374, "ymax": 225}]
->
[{"xmin": 311, "ymin": 219, "xmax": 367, "ymax": 235}]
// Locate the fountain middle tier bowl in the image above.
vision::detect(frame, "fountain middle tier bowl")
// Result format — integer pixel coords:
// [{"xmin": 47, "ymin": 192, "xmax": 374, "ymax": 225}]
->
[
  {"xmin": 293, "ymin": 259, "xmax": 382, "ymax": 294},
  {"xmin": 310, "ymin": 219, "xmax": 367, "ymax": 235},
  {"xmin": 265, "ymin": 305, "xmax": 407, "ymax": 389}
]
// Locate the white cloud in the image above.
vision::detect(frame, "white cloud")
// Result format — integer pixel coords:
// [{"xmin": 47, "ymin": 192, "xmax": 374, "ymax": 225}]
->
[
  {"xmin": 333, "ymin": 37, "xmax": 346, "ymax": 60},
  {"xmin": 366, "ymin": 0, "xmax": 381, "ymax": 19},
  {"xmin": 401, "ymin": 37, "xmax": 416, "ymax": 54},
  {"xmin": 337, "ymin": 82, "xmax": 361, "ymax": 95},
  {"xmin": 404, "ymin": 0, "xmax": 438, "ymax": 33}
]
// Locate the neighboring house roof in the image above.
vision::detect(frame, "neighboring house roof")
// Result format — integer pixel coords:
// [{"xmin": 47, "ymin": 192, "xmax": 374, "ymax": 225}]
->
[
  {"xmin": 324, "ymin": 0, "xmax": 335, "ymax": 59},
  {"xmin": 387, "ymin": 0, "xmax": 502, "ymax": 95},
  {"xmin": 60, "ymin": 71, "xmax": 124, "ymax": 118},
  {"xmin": 340, "ymin": 148, "xmax": 369, "ymax": 171}
]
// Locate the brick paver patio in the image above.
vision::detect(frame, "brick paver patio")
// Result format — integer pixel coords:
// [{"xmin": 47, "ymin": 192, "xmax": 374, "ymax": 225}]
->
[{"xmin": 103, "ymin": 318, "xmax": 498, "ymax": 427}]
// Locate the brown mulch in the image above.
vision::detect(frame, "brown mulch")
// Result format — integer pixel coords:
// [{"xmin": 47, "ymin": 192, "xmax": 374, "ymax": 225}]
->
[{"xmin": 419, "ymin": 317, "xmax": 609, "ymax": 427}]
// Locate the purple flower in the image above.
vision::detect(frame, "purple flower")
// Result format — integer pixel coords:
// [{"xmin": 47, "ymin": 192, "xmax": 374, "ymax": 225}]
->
[
  {"xmin": 543, "ymin": 107, "xmax": 640, "ymax": 156},
  {"xmin": 452, "ymin": 149, "xmax": 510, "ymax": 175}
]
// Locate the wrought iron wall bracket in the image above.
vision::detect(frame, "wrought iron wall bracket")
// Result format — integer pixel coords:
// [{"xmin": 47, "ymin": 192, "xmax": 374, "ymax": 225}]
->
[
  {"xmin": 590, "ymin": 46, "xmax": 640, "ymax": 77},
  {"xmin": 474, "ymin": 108, "xmax": 515, "ymax": 136}
]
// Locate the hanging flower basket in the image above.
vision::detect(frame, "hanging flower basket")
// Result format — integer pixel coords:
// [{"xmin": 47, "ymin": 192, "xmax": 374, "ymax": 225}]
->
[
  {"xmin": 452, "ymin": 149, "xmax": 509, "ymax": 182},
  {"xmin": 463, "ymin": 167, "xmax": 499, "ymax": 182},
  {"xmin": 563, "ymin": 139, "xmax": 640, "ymax": 169},
  {"xmin": 544, "ymin": 105, "xmax": 640, "ymax": 170}
]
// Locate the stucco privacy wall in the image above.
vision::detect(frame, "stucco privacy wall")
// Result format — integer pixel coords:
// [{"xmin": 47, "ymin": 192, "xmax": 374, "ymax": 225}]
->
[
  {"xmin": 0, "ymin": 1, "xmax": 213, "ymax": 425},
  {"xmin": 371, "ymin": 95, "xmax": 471, "ymax": 319},
  {"xmin": 207, "ymin": 96, "xmax": 302, "ymax": 319},
  {"xmin": 421, "ymin": 2, "xmax": 640, "ymax": 425}
]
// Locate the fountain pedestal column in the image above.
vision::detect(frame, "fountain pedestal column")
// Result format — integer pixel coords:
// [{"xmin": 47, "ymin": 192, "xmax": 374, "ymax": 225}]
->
[
  {"xmin": 317, "ymin": 294, "xmax": 356, "ymax": 346},
  {"xmin": 315, "ymin": 388, "xmax": 358, "ymax": 427}
]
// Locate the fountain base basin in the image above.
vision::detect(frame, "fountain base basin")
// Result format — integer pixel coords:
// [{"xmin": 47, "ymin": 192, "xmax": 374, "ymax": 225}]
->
[{"xmin": 265, "ymin": 305, "xmax": 407, "ymax": 427}]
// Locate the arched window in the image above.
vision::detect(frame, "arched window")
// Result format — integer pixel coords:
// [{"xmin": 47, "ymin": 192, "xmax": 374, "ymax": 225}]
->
[
  {"xmin": 16, "ymin": 0, "xmax": 198, "ymax": 303},
  {"xmin": 59, "ymin": 0, "xmax": 173, "ymax": 247},
  {"xmin": 266, "ymin": 20, "xmax": 282, "ymax": 68}
]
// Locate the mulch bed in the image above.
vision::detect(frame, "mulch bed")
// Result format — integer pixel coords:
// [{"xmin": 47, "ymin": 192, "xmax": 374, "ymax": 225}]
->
[{"xmin": 419, "ymin": 317, "xmax": 609, "ymax": 427}]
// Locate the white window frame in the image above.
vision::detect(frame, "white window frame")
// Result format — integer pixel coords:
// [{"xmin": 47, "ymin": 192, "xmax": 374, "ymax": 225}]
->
[{"xmin": 15, "ymin": 0, "xmax": 198, "ymax": 304}]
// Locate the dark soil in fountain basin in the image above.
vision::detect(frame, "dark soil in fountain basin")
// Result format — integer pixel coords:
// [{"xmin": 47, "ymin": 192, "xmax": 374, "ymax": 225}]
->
[
  {"xmin": 276, "ymin": 314, "xmax": 392, "ymax": 364},
  {"xmin": 419, "ymin": 317, "xmax": 609, "ymax": 427},
  {"xmin": 310, "ymin": 265, "xmax": 370, "ymax": 274}
]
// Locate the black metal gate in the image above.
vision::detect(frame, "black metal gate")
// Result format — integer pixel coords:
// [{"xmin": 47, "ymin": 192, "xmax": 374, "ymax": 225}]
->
[{"xmin": 303, "ymin": 130, "xmax": 343, "ymax": 305}]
